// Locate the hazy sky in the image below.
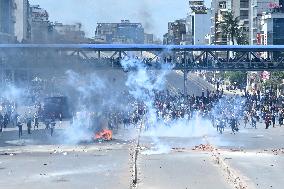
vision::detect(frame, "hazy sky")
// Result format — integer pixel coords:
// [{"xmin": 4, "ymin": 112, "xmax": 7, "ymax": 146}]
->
[{"xmin": 29, "ymin": 0, "xmax": 211, "ymax": 38}]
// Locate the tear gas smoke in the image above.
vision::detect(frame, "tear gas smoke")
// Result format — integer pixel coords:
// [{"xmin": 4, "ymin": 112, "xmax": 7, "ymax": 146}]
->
[
  {"xmin": 62, "ymin": 71, "xmax": 111, "ymax": 143},
  {"xmin": 1, "ymin": 85, "xmax": 24, "ymax": 104},
  {"xmin": 0, "ymin": 55, "xmax": 247, "ymax": 147},
  {"xmin": 120, "ymin": 57, "xmax": 247, "ymax": 154},
  {"xmin": 121, "ymin": 57, "xmax": 173, "ymax": 128}
]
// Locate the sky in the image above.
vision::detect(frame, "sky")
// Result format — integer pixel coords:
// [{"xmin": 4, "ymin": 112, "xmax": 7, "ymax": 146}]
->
[{"xmin": 29, "ymin": 0, "xmax": 210, "ymax": 39}]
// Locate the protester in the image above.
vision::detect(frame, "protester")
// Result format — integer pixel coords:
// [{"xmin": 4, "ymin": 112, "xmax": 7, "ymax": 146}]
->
[
  {"xmin": 17, "ymin": 118, "xmax": 23, "ymax": 139},
  {"xmin": 50, "ymin": 118, "xmax": 56, "ymax": 136},
  {"xmin": 27, "ymin": 117, "xmax": 32, "ymax": 134}
]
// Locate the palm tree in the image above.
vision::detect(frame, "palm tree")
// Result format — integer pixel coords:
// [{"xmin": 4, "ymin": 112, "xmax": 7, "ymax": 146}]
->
[
  {"xmin": 220, "ymin": 11, "xmax": 239, "ymax": 45},
  {"xmin": 236, "ymin": 26, "xmax": 249, "ymax": 45}
]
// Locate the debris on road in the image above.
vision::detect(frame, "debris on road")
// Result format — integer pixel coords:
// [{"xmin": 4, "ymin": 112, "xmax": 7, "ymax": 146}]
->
[
  {"xmin": 171, "ymin": 147, "xmax": 186, "ymax": 152},
  {"xmin": 230, "ymin": 148, "xmax": 244, "ymax": 152},
  {"xmin": 0, "ymin": 153, "xmax": 16, "ymax": 156},
  {"xmin": 271, "ymin": 148, "xmax": 284, "ymax": 155},
  {"xmin": 192, "ymin": 144, "xmax": 215, "ymax": 152}
]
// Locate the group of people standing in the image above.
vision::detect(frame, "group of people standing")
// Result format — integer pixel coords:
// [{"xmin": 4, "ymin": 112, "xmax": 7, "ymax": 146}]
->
[
  {"xmin": 243, "ymin": 91, "xmax": 284, "ymax": 130},
  {"xmin": 0, "ymin": 98, "xmax": 57, "ymax": 139}
]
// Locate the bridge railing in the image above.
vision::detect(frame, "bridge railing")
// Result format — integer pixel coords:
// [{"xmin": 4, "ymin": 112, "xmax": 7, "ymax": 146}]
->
[{"xmin": 2, "ymin": 44, "xmax": 284, "ymax": 71}]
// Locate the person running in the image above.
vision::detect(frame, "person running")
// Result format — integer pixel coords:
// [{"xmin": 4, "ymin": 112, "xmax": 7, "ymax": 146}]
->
[
  {"xmin": 265, "ymin": 112, "xmax": 271, "ymax": 129},
  {"xmin": 251, "ymin": 114, "xmax": 257, "ymax": 129},
  {"xmin": 34, "ymin": 113, "xmax": 39, "ymax": 130},
  {"xmin": 230, "ymin": 116, "xmax": 239, "ymax": 134}
]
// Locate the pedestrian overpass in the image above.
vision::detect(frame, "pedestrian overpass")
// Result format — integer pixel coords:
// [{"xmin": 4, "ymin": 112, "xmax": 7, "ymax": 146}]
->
[
  {"xmin": 1, "ymin": 44, "xmax": 284, "ymax": 71},
  {"xmin": 1, "ymin": 44, "xmax": 284, "ymax": 94}
]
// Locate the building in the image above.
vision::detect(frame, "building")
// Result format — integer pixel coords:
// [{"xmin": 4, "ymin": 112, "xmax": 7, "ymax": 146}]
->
[
  {"xmin": 0, "ymin": 0, "xmax": 16, "ymax": 43},
  {"xmin": 248, "ymin": 9, "xmax": 284, "ymax": 91},
  {"xmin": 260, "ymin": 12, "xmax": 284, "ymax": 57},
  {"xmin": 95, "ymin": 20, "xmax": 144, "ymax": 44},
  {"xmin": 29, "ymin": 5, "xmax": 52, "ymax": 43},
  {"xmin": 231, "ymin": 0, "xmax": 250, "ymax": 43},
  {"xmin": 53, "ymin": 22, "xmax": 86, "ymax": 43},
  {"xmin": 210, "ymin": 0, "xmax": 270, "ymax": 45},
  {"xmin": 144, "ymin": 33, "xmax": 154, "ymax": 44},
  {"xmin": 190, "ymin": 12, "xmax": 211, "ymax": 45},
  {"xmin": 163, "ymin": 19, "xmax": 187, "ymax": 45},
  {"xmin": 210, "ymin": 0, "xmax": 231, "ymax": 45},
  {"xmin": 14, "ymin": 0, "xmax": 30, "ymax": 43},
  {"xmin": 249, "ymin": 0, "xmax": 282, "ymax": 45},
  {"xmin": 163, "ymin": 1, "xmax": 210, "ymax": 45},
  {"xmin": 188, "ymin": 0, "xmax": 211, "ymax": 45}
]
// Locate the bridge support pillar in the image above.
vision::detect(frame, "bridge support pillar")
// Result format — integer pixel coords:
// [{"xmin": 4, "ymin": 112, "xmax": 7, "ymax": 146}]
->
[
  {"xmin": 183, "ymin": 51, "xmax": 187, "ymax": 95},
  {"xmin": 183, "ymin": 70, "xmax": 187, "ymax": 95}
]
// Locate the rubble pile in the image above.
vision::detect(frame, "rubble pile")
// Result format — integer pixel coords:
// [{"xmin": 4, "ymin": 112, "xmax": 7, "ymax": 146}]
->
[{"xmin": 192, "ymin": 144, "xmax": 215, "ymax": 152}]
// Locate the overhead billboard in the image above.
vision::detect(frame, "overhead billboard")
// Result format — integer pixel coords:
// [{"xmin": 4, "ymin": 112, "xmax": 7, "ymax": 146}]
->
[
  {"xmin": 189, "ymin": 0, "xmax": 208, "ymax": 14},
  {"xmin": 189, "ymin": 0, "xmax": 204, "ymax": 5}
]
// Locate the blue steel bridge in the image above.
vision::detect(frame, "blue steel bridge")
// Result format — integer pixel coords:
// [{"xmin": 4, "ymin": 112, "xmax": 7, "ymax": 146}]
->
[
  {"xmin": 1, "ymin": 44, "xmax": 284, "ymax": 71},
  {"xmin": 1, "ymin": 44, "xmax": 284, "ymax": 94}
]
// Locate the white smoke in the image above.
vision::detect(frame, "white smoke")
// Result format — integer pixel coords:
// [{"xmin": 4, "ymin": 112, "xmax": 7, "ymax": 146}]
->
[
  {"xmin": 120, "ymin": 58, "xmax": 247, "ymax": 154},
  {"xmin": 121, "ymin": 57, "xmax": 172, "ymax": 127},
  {"xmin": 1, "ymin": 85, "xmax": 25, "ymax": 103},
  {"xmin": 61, "ymin": 70, "xmax": 109, "ymax": 144},
  {"xmin": 143, "ymin": 117, "xmax": 215, "ymax": 138}
]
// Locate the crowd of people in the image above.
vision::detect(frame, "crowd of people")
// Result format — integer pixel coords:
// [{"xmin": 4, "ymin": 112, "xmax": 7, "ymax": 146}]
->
[
  {"xmin": 243, "ymin": 90, "xmax": 284, "ymax": 130},
  {"xmin": 1, "ymin": 85, "xmax": 284, "ymax": 140},
  {"xmin": 0, "ymin": 99, "xmax": 17, "ymax": 132},
  {"xmin": 0, "ymin": 98, "xmax": 56, "ymax": 138}
]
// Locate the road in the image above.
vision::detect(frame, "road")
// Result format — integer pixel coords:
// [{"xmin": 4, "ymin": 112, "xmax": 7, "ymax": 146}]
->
[
  {"xmin": 0, "ymin": 70, "xmax": 283, "ymax": 189},
  {"xmin": 136, "ymin": 122, "xmax": 284, "ymax": 189},
  {"xmin": 0, "ymin": 124, "xmax": 136, "ymax": 189}
]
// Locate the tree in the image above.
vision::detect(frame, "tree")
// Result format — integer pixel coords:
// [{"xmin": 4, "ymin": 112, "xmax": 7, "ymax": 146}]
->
[
  {"xmin": 263, "ymin": 71, "xmax": 284, "ymax": 86},
  {"xmin": 224, "ymin": 71, "xmax": 247, "ymax": 87},
  {"xmin": 236, "ymin": 26, "xmax": 249, "ymax": 45},
  {"xmin": 220, "ymin": 12, "xmax": 240, "ymax": 45}
]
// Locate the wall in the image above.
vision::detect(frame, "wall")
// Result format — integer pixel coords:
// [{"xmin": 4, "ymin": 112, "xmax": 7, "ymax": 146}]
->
[
  {"xmin": 193, "ymin": 13, "xmax": 211, "ymax": 45},
  {"xmin": 14, "ymin": 0, "xmax": 30, "ymax": 43},
  {"xmin": 0, "ymin": 0, "xmax": 15, "ymax": 43}
]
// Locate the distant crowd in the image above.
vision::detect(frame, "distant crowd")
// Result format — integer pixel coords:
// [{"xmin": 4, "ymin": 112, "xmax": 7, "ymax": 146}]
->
[{"xmin": 1, "ymin": 86, "xmax": 284, "ymax": 139}]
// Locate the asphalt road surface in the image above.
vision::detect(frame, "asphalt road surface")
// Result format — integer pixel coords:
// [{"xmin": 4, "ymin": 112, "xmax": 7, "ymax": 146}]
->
[
  {"xmin": 0, "ymin": 71, "xmax": 283, "ymax": 189},
  {"xmin": 137, "ymin": 122, "xmax": 284, "ymax": 189}
]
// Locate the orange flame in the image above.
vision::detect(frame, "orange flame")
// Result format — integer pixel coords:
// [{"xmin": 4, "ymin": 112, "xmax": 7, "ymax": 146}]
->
[{"xmin": 95, "ymin": 129, "xmax": 113, "ymax": 141}]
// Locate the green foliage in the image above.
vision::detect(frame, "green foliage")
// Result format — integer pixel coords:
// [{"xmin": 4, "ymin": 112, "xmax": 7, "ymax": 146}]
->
[
  {"xmin": 236, "ymin": 27, "xmax": 249, "ymax": 45},
  {"xmin": 220, "ymin": 11, "xmax": 248, "ymax": 45},
  {"xmin": 265, "ymin": 71, "xmax": 284, "ymax": 85},
  {"xmin": 220, "ymin": 12, "xmax": 239, "ymax": 45},
  {"xmin": 224, "ymin": 71, "xmax": 247, "ymax": 85}
]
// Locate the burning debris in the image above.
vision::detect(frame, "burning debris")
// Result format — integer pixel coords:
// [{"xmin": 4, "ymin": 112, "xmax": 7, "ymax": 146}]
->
[
  {"xmin": 192, "ymin": 144, "xmax": 215, "ymax": 152},
  {"xmin": 94, "ymin": 129, "xmax": 113, "ymax": 141}
]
